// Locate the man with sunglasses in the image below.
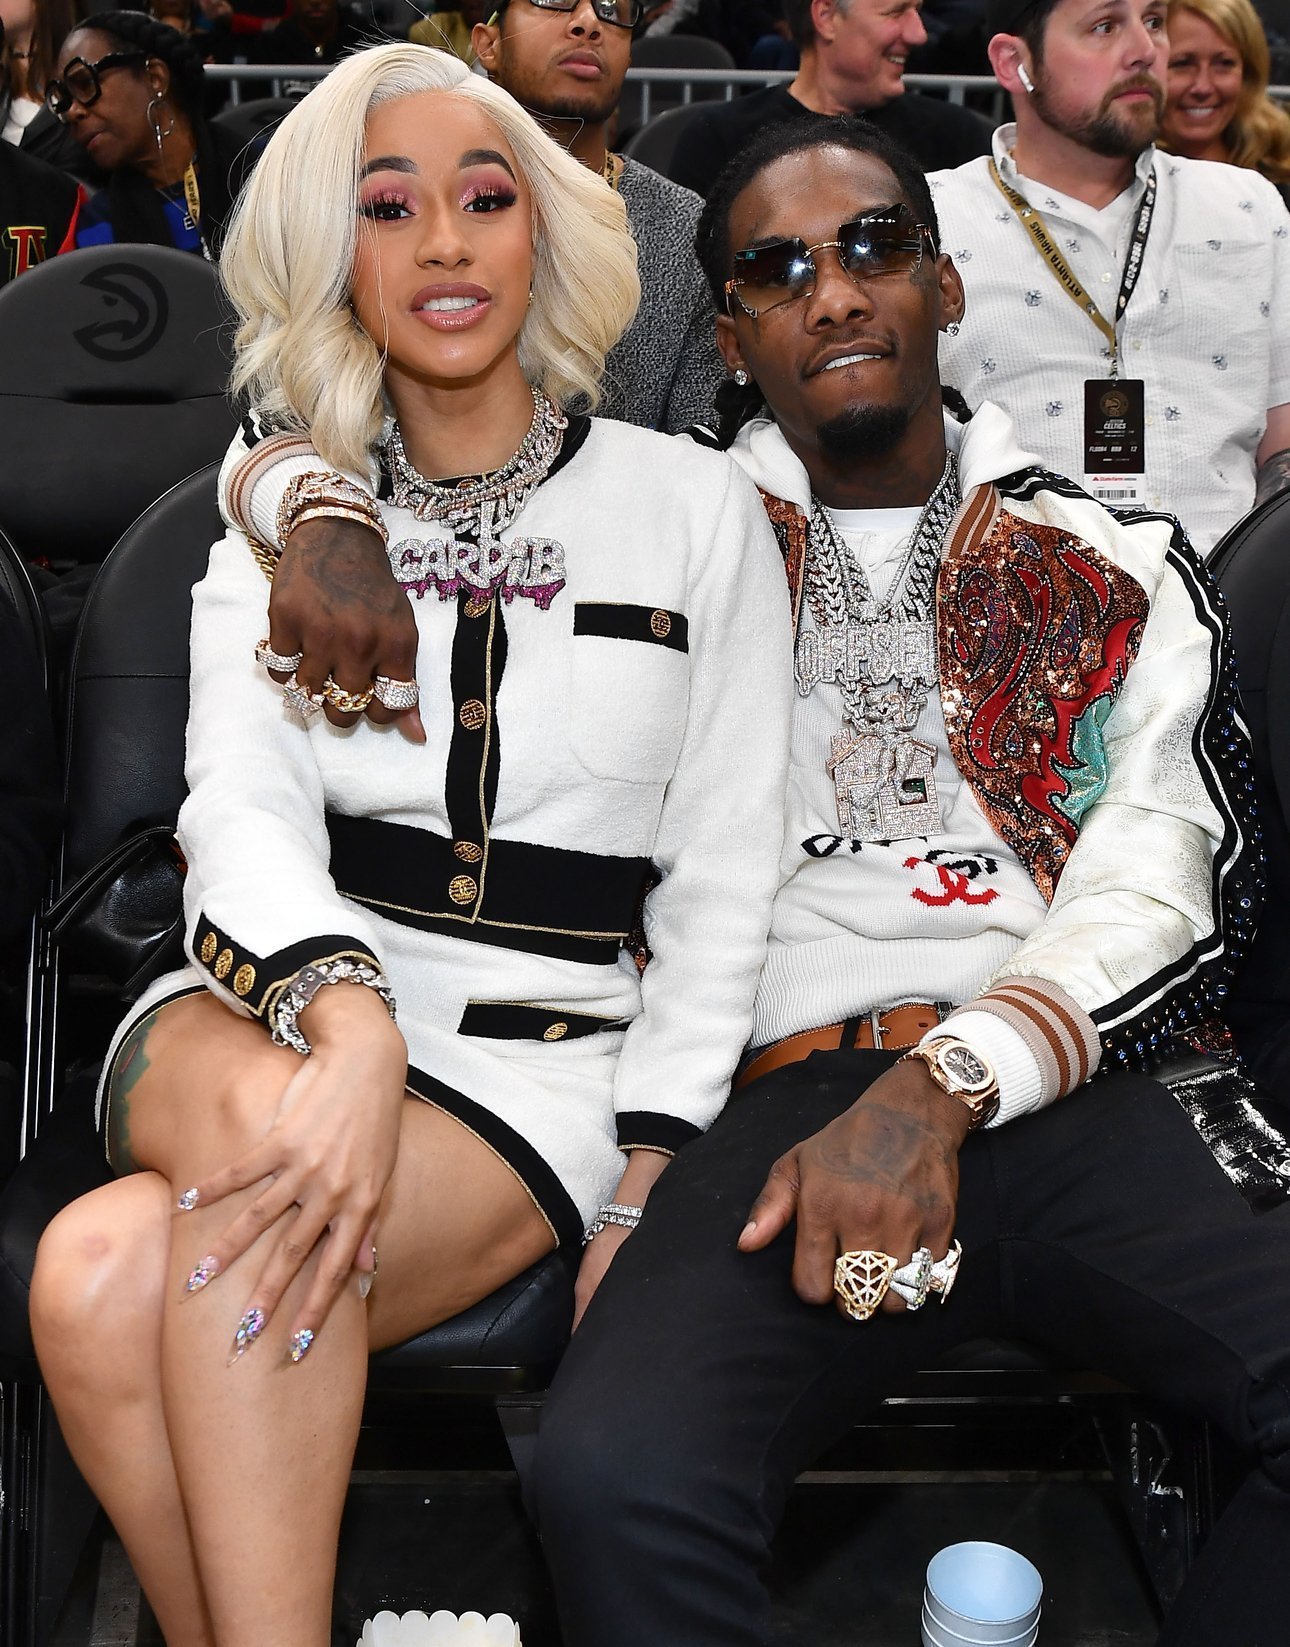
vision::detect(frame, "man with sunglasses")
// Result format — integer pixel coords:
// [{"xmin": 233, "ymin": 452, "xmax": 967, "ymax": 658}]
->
[
  {"xmin": 462, "ymin": 0, "xmax": 724, "ymax": 432},
  {"xmin": 667, "ymin": 0, "xmax": 994, "ymax": 201},
  {"xmin": 523, "ymin": 115, "xmax": 1290, "ymax": 1646},
  {"xmin": 927, "ymin": 0, "xmax": 1290, "ymax": 554},
  {"xmin": 224, "ymin": 111, "xmax": 1290, "ymax": 1644}
]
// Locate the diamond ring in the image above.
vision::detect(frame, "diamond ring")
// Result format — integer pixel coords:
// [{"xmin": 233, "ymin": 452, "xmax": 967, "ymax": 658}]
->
[
  {"xmin": 372, "ymin": 675, "xmax": 420, "ymax": 711},
  {"xmin": 255, "ymin": 636, "xmax": 304, "ymax": 673},
  {"xmin": 282, "ymin": 673, "xmax": 324, "ymax": 719},
  {"xmin": 889, "ymin": 1245, "xmax": 935, "ymax": 1311}
]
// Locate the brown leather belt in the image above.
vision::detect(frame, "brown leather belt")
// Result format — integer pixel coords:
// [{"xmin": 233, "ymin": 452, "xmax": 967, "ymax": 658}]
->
[{"xmin": 736, "ymin": 1003, "xmax": 952, "ymax": 1090}]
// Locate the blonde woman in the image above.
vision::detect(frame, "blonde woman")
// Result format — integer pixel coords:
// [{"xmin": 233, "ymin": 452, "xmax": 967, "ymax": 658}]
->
[
  {"xmin": 28, "ymin": 42, "xmax": 790, "ymax": 1646},
  {"xmin": 1161, "ymin": 0, "xmax": 1290, "ymax": 195}
]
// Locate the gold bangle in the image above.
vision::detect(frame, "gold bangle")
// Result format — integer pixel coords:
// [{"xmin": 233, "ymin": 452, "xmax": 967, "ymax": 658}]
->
[
  {"xmin": 276, "ymin": 471, "xmax": 387, "ymax": 550},
  {"xmin": 290, "ymin": 503, "xmax": 387, "ymax": 536}
]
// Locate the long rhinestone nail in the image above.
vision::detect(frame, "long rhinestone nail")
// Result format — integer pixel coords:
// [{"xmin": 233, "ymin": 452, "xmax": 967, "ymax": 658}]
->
[
  {"xmin": 185, "ymin": 1255, "xmax": 219, "ymax": 1294},
  {"xmin": 288, "ymin": 1328, "xmax": 314, "ymax": 1364},
  {"xmin": 228, "ymin": 1308, "xmax": 266, "ymax": 1364},
  {"xmin": 177, "ymin": 1187, "xmax": 199, "ymax": 1212}
]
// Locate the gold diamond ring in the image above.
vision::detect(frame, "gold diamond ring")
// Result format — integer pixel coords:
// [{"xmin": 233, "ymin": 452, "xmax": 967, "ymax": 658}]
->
[
  {"xmin": 833, "ymin": 1249, "xmax": 898, "ymax": 1322},
  {"xmin": 322, "ymin": 676, "xmax": 375, "ymax": 714}
]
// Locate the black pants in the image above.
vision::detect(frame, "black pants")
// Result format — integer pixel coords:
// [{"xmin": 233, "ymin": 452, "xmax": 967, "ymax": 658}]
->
[{"xmin": 531, "ymin": 1051, "xmax": 1290, "ymax": 1647}]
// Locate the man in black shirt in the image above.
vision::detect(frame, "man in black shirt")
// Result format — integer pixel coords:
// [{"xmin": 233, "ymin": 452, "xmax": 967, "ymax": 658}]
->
[
  {"xmin": 253, "ymin": 0, "xmax": 370, "ymax": 98},
  {"xmin": 669, "ymin": 0, "xmax": 994, "ymax": 197}
]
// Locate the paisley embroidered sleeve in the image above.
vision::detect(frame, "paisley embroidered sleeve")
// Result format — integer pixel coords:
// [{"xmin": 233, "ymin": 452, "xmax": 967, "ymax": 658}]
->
[{"xmin": 982, "ymin": 516, "xmax": 1262, "ymax": 1079}]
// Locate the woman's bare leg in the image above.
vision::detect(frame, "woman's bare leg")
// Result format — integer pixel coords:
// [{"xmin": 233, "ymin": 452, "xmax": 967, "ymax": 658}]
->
[
  {"xmin": 32, "ymin": 1172, "xmax": 216, "ymax": 1647},
  {"xmin": 32, "ymin": 993, "xmax": 556, "ymax": 1647}
]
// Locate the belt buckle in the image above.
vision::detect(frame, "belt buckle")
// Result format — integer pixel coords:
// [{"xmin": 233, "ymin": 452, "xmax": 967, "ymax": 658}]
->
[{"xmin": 869, "ymin": 1008, "xmax": 887, "ymax": 1049}]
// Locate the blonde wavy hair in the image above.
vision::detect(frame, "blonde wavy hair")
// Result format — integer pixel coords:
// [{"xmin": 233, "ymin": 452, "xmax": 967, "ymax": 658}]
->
[
  {"xmin": 220, "ymin": 43, "xmax": 641, "ymax": 474},
  {"xmin": 1164, "ymin": 0, "xmax": 1290, "ymax": 184}
]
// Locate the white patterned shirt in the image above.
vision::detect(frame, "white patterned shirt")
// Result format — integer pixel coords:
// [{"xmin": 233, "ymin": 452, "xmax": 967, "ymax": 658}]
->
[{"xmin": 930, "ymin": 126, "xmax": 1290, "ymax": 553}]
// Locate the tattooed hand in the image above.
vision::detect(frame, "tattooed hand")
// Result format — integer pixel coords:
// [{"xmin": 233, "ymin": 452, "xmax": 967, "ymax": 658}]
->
[
  {"xmin": 263, "ymin": 516, "xmax": 425, "ymax": 739},
  {"xmin": 738, "ymin": 1059, "xmax": 970, "ymax": 1315}
]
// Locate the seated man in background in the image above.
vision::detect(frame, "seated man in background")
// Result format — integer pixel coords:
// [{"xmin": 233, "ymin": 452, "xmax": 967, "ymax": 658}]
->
[
  {"xmin": 229, "ymin": 115, "xmax": 1290, "ymax": 1647},
  {"xmin": 252, "ymin": 0, "xmax": 370, "ymax": 98},
  {"xmin": 465, "ymin": 0, "xmax": 725, "ymax": 432},
  {"xmin": 668, "ymin": 0, "xmax": 994, "ymax": 199}
]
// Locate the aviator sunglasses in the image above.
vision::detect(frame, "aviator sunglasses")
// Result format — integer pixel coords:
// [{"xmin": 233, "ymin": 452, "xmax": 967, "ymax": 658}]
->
[
  {"xmin": 725, "ymin": 204, "xmax": 937, "ymax": 319},
  {"xmin": 489, "ymin": 0, "xmax": 644, "ymax": 28},
  {"xmin": 46, "ymin": 50, "xmax": 147, "ymax": 119}
]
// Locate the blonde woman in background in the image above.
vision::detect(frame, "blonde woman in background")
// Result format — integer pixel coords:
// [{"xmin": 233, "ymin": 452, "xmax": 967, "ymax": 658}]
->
[
  {"xmin": 1161, "ymin": 0, "xmax": 1290, "ymax": 198},
  {"xmin": 26, "ymin": 41, "xmax": 790, "ymax": 1647}
]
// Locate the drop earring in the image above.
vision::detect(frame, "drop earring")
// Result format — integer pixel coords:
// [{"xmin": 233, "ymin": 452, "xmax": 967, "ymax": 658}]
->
[
  {"xmin": 146, "ymin": 93, "xmax": 175, "ymax": 153},
  {"xmin": 734, "ymin": 368, "xmax": 750, "ymax": 387}
]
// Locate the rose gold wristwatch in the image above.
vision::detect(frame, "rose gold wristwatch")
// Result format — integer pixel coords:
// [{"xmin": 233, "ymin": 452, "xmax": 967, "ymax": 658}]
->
[{"xmin": 901, "ymin": 1038, "xmax": 1000, "ymax": 1130}]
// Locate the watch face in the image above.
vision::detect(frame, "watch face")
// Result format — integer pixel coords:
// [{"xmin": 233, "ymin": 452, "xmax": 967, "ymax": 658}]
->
[{"xmin": 939, "ymin": 1042, "xmax": 990, "ymax": 1091}]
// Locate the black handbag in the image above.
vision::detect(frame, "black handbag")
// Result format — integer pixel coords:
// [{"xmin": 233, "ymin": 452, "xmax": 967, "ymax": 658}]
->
[{"xmin": 42, "ymin": 823, "xmax": 187, "ymax": 1001}]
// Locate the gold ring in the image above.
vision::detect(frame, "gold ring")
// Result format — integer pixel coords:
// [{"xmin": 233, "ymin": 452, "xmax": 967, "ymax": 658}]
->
[
  {"xmin": 833, "ymin": 1249, "xmax": 898, "ymax": 1322},
  {"xmin": 322, "ymin": 676, "xmax": 375, "ymax": 713}
]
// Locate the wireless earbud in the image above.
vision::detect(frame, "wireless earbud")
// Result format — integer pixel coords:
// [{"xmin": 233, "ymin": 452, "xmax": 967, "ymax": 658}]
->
[{"xmin": 1017, "ymin": 63, "xmax": 1035, "ymax": 93}]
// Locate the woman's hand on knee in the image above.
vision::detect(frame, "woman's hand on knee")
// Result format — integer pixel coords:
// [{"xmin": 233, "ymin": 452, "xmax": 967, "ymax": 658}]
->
[
  {"xmin": 572, "ymin": 1148, "xmax": 670, "ymax": 1331},
  {"xmin": 180, "ymin": 988, "xmax": 408, "ymax": 1357}
]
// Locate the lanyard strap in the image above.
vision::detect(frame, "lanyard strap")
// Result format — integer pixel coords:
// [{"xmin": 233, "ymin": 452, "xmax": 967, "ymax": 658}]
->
[
  {"xmin": 988, "ymin": 158, "xmax": 1157, "ymax": 377},
  {"xmin": 182, "ymin": 160, "xmax": 201, "ymax": 230}
]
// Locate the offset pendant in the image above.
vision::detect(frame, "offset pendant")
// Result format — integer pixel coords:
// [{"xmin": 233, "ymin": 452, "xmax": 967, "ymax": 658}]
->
[{"xmin": 828, "ymin": 727, "xmax": 942, "ymax": 841}]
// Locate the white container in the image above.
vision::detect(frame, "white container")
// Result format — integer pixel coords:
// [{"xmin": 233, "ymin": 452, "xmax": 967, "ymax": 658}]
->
[
  {"xmin": 923, "ymin": 1542, "xmax": 1042, "ymax": 1644},
  {"xmin": 922, "ymin": 1601, "xmax": 1039, "ymax": 1647}
]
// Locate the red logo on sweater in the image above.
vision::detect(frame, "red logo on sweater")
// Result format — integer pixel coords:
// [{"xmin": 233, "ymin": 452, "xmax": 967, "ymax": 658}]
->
[{"xmin": 903, "ymin": 850, "xmax": 1001, "ymax": 907}]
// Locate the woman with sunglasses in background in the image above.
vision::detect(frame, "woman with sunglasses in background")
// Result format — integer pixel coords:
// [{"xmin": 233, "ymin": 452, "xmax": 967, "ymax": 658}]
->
[{"xmin": 50, "ymin": 8, "xmax": 259, "ymax": 253}]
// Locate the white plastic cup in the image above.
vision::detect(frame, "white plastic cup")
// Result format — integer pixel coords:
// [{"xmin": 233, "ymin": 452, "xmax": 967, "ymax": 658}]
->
[
  {"xmin": 922, "ymin": 1602, "xmax": 1038, "ymax": 1647},
  {"xmin": 923, "ymin": 1542, "xmax": 1042, "ymax": 1644}
]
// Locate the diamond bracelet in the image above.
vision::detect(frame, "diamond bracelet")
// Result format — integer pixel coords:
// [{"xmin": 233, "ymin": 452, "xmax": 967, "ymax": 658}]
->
[
  {"xmin": 270, "ymin": 957, "xmax": 397, "ymax": 1056},
  {"xmin": 583, "ymin": 1202, "xmax": 645, "ymax": 1244}
]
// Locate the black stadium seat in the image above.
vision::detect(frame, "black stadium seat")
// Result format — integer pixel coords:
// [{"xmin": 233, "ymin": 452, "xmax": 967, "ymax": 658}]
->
[
  {"xmin": 1209, "ymin": 491, "xmax": 1290, "ymax": 1098},
  {"xmin": 622, "ymin": 103, "xmax": 708, "ymax": 186},
  {"xmin": 0, "ymin": 244, "xmax": 238, "ymax": 571}
]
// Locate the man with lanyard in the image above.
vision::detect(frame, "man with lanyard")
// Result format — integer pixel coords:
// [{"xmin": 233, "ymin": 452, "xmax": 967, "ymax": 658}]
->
[
  {"xmin": 218, "ymin": 114, "xmax": 1290, "ymax": 1643},
  {"xmin": 466, "ymin": 0, "xmax": 724, "ymax": 433},
  {"xmin": 929, "ymin": 0, "xmax": 1290, "ymax": 554}
]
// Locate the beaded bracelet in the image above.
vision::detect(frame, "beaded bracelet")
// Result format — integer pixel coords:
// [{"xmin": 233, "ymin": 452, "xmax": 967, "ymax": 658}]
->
[
  {"xmin": 583, "ymin": 1202, "xmax": 645, "ymax": 1244},
  {"xmin": 270, "ymin": 957, "xmax": 397, "ymax": 1057}
]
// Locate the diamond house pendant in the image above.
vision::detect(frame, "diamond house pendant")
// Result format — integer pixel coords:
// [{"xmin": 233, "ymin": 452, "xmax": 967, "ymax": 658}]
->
[{"xmin": 828, "ymin": 728, "xmax": 942, "ymax": 841}]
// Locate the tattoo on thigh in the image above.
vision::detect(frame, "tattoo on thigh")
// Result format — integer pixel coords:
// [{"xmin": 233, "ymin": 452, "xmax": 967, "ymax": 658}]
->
[{"xmin": 106, "ymin": 1014, "xmax": 158, "ymax": 1173}]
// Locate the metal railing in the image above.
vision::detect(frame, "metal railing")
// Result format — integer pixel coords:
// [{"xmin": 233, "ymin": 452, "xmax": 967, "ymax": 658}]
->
[{"xmin": 202, "ymin": 59, "xmax": 1006, "ymax": 118}]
